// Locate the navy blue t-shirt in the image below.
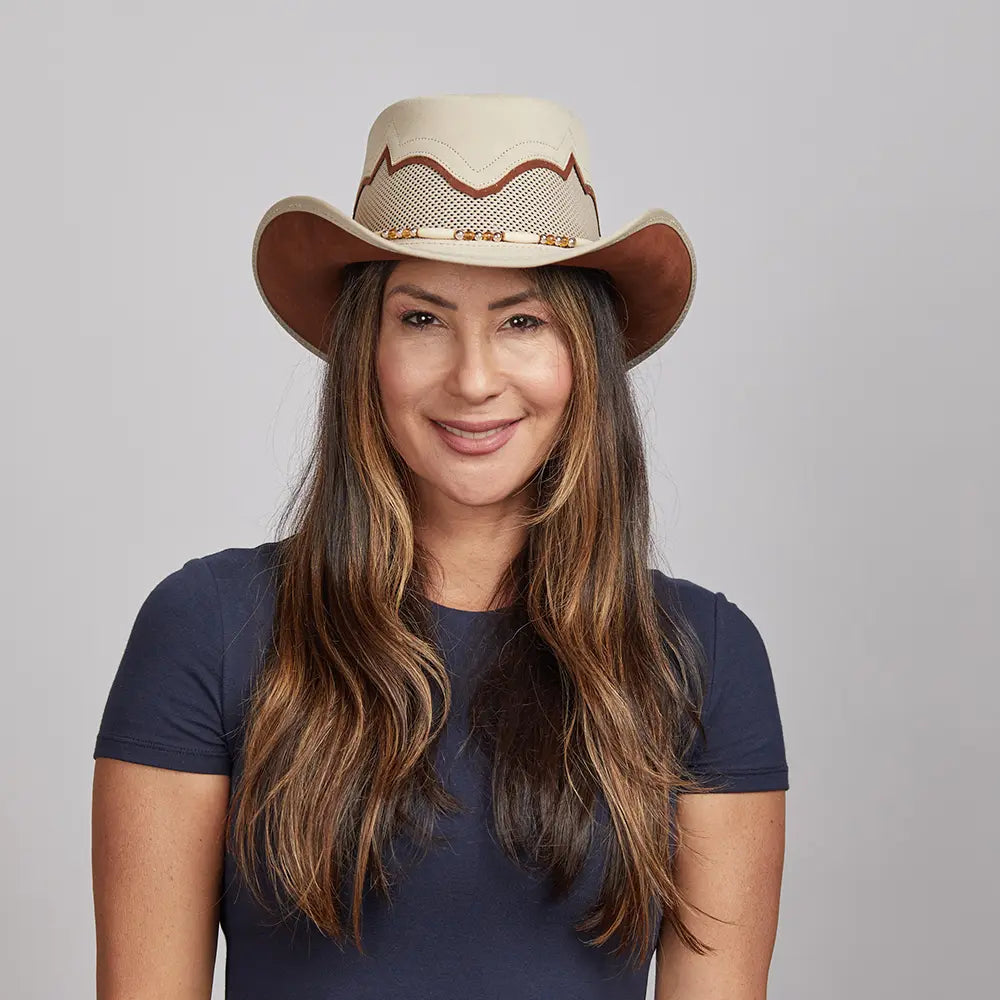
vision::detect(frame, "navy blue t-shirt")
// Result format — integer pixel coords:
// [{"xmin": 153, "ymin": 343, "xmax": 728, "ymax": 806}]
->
[{"xmin": 93, "ymin": 541, "xmax": 788, "ymax": 998}]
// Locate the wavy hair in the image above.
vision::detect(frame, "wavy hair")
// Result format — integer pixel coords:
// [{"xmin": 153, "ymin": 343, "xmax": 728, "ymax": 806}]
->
[{"xmin": 226, "ymin": 258, "xmax": 723, "ymax": 969}]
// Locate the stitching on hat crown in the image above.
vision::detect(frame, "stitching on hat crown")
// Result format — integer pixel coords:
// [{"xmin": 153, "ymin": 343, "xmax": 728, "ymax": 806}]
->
[{"xmin": 365, "ymin": 126, "xmax": 590, "ymax": 185}]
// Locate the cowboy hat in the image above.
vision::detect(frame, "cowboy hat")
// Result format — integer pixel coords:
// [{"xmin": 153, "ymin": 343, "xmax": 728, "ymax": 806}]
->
[{"xmin": 252, "ymin": 93, "xmax": 696, "ymax": 368}]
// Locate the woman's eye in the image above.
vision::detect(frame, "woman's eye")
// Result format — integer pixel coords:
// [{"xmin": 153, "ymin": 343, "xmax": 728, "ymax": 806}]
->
[
  {"xmin": 504, "ymin": 314, "xmax": 546, "ymax": 331},
  {"xmin": 400, "ymin": 310, "xmax": 438, "ymax": 328},
  {"xmin": 399, "ymin": 310, "xmax": 545, "ymax": 331}
]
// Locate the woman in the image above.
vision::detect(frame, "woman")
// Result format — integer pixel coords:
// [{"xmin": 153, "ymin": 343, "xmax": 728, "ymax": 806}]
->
[{"xmin": 92, "ymin": 94, "xmax": 788, "ymax": 999}]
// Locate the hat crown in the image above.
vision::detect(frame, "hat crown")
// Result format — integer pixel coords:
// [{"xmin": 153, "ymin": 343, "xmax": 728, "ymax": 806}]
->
[
  {"xmin": 352, "ymin": 94, "xmax": 601, "ymax": 242},
  {"xmin": 360, "ymin": 94, "xmax": 594, "ymax": 188}
]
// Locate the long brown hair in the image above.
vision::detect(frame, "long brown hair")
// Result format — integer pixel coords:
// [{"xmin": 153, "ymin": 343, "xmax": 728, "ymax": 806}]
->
[{"xmin": 226, "ymin": 259, "xmax": 722, "ymax": 969}]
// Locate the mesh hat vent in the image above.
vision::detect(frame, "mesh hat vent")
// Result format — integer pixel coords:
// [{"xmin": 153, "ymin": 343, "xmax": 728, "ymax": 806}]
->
[{"xmin": 354, "ymin": 161, "xmax": 600, "ymax": 240}]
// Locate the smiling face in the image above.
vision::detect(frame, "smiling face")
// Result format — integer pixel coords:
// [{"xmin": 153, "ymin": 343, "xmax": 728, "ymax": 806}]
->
[{"xmin": 376, "ymin": 258, "xmax": 574, "ymax": 519}]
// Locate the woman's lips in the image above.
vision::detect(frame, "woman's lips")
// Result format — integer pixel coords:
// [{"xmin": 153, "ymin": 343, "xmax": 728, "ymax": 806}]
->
[{"xmin": 431, "ymin": 417, "xmax": 523, "ymax": 456}]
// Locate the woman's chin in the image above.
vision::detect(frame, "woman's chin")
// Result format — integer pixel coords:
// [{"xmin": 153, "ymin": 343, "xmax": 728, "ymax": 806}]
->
[{"xmin": 435, "ymin": 478, "xmax": 527, "ymax": 510}]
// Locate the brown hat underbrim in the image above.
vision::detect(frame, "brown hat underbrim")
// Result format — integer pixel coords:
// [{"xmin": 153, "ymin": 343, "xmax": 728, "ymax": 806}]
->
[{"xmin": 252, "ymin": 196, "xmax": 696, "ymax": 369}]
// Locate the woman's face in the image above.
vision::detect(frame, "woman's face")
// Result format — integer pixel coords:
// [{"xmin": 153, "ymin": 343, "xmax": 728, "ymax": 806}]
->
[{"xmin": 376, "ymin": 258, "xmax": 573, "ymax": 514}]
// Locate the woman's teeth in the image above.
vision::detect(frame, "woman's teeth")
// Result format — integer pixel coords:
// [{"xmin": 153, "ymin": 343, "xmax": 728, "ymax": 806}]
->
[{"xmin": 434, "ymin": 421, "xmax": 512, "ymax": 440}]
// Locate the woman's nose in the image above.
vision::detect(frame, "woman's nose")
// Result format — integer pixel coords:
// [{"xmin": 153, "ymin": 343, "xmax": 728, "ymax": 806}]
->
[{"xmin": 443, "ymin": 331, "xmax": 506, "ymax": 398}]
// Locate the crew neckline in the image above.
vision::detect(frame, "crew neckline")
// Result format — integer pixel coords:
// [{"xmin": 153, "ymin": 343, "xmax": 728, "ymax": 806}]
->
[{"xmin": 426, "ymin": 598, "xmax": 517, "ymax": 617}]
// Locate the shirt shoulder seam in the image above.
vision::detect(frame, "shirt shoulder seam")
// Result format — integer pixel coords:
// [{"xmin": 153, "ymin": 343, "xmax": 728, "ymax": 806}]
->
[{"xmin": 195, "ymin": 555, "xmax": 230, "ymax": 757}]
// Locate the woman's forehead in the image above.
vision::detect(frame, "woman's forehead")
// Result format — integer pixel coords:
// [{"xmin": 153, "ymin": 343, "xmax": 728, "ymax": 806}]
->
[{"xmin": 383, "ymin": 258, "xmax": 536, "ymax": 301}]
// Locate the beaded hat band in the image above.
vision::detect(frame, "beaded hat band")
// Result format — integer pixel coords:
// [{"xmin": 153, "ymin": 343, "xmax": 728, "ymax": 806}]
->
[
  {"xmin": 252, "ymin": 94, "xmax": 696, "ymax": 369},
  {"xmin": 380, "ymin": 226, "xmax": 588, "ymax": 248}
]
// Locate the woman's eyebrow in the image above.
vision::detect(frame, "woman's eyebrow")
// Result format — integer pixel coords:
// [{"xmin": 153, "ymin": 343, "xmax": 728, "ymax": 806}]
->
[
  {"xmin": 385, "ymin": 284, "xmax": 541, "ymax": 312},
  {"xmin": 386, "ymin": 284, "xmax": 458, "ymax": 310},
  {"xmin": 487, "ymin": 290, "xmax": 540, "ymax": 311}
]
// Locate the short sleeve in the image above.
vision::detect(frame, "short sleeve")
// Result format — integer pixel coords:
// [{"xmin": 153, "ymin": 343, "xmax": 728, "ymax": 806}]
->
[
  {"xmin": 93, "ymin": 556, "xmax": 232, "ymax": 775},
  {"xmin": 683, "ymin": 591, "xmax": 789, "ymax": 793}
]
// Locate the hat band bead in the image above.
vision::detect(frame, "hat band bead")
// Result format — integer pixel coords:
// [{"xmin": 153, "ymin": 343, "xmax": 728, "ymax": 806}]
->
[{"xmin": 378, "ymin": 225, "xmax": 587, "ymax": 249}]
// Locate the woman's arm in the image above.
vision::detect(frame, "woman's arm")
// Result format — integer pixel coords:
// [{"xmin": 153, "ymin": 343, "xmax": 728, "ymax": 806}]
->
[
  {"xmin": 92, "ymin": 758, "xmax": 230, "ymax": 1000},
  {"xmin": 655, "ymin": 789, "xmax": 786, "ymax": 1000}
]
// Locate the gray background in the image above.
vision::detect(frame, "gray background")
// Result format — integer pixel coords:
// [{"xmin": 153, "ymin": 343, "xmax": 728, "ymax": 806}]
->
[{"xmin": 3, "ymin": 1, "xmax": 997, "ymax": 996}]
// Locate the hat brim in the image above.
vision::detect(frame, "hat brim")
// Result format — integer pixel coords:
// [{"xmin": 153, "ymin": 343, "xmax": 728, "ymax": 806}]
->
[{"xmin": 252, "ymin": 196, "xmax": 696, "ymax": 369}]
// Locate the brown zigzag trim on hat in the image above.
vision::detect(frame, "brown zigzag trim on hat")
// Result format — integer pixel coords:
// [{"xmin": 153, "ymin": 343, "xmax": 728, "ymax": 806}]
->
[{"xmin": 352, "ymin": 145, "xmax": 601, "ymax": 232}]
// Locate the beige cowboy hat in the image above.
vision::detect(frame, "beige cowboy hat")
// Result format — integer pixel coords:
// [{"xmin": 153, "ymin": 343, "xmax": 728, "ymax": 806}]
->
[{"xmin": 252, "ymin": 93, "xmax": 697, "ymax": 369}]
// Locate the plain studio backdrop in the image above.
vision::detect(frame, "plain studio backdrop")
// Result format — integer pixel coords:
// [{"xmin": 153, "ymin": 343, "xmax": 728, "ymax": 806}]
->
[{"xmin": 2, "ymin": 1, "xmax": 996, "ymax": 997}]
